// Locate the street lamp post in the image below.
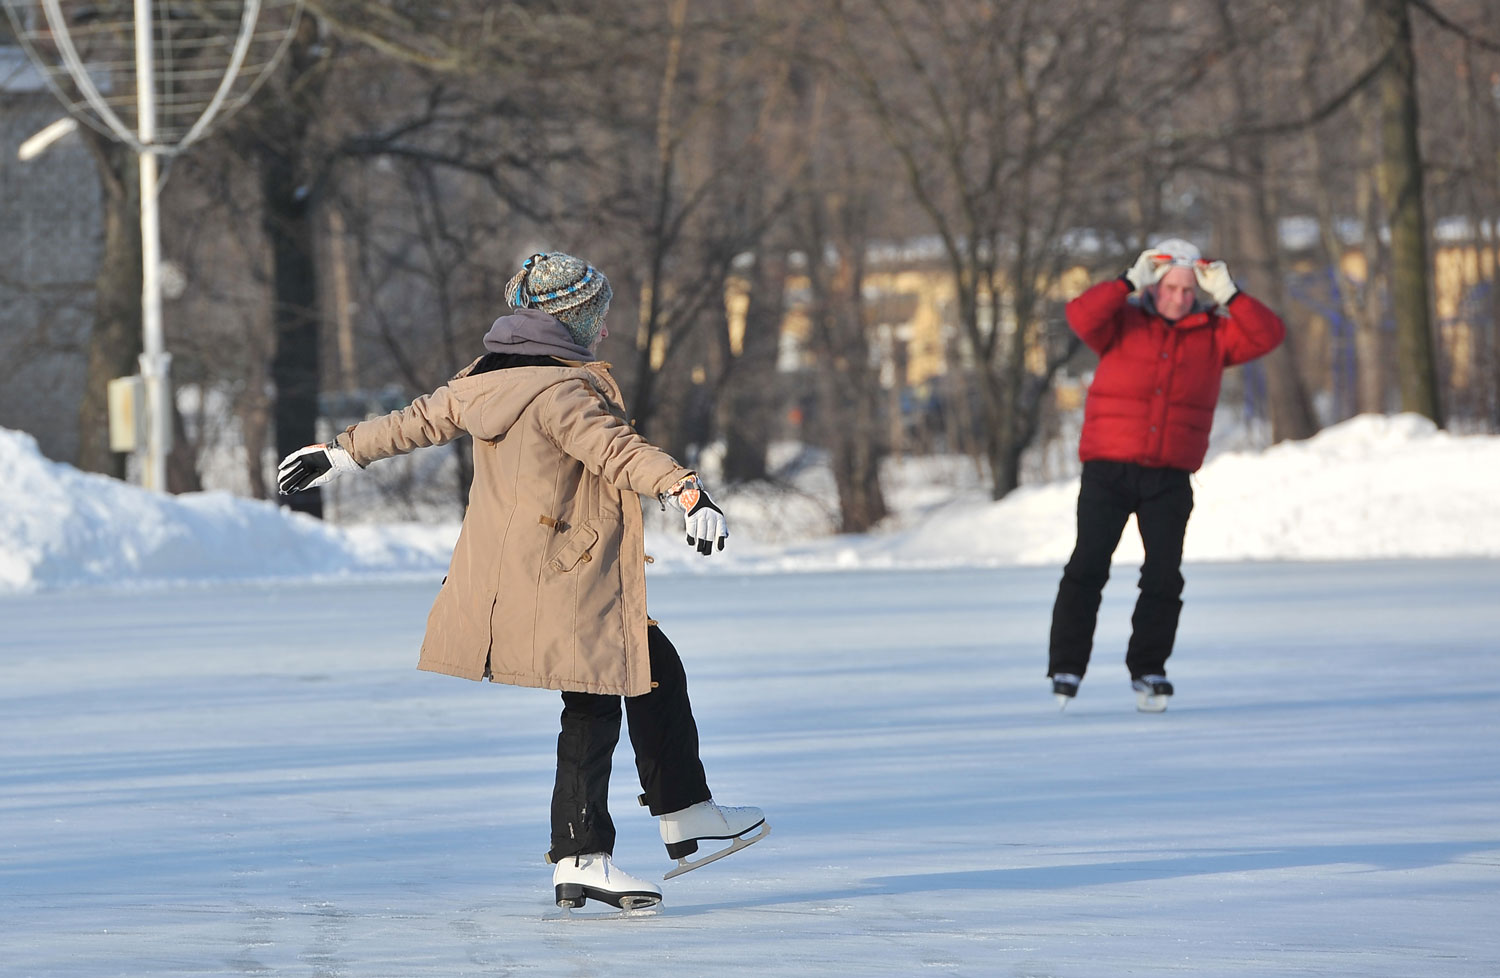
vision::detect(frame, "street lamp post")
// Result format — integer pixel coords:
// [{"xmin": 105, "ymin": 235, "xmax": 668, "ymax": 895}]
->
[{"xmin": 134, "ymin": 0, "xmax": 170, "ymax": 490}]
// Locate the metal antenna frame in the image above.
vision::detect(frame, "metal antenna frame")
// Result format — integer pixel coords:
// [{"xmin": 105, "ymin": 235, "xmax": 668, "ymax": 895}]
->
[{"xmin": 6, "ymin": 0, "xmax": 302, "ymax": 491}]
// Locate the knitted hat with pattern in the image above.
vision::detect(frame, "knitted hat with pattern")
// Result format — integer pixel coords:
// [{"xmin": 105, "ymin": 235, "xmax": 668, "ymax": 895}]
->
[{"xmin": 503, "ymin": 252, "xmax": 612, "ymax": 350}]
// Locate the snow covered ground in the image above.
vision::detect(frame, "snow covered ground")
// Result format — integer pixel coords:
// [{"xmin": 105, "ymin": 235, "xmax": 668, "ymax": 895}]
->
[
  {"xmin": 3, "ymin": 412, "xmax": 1500, "ymax": 593},
  {"xmin": 3, "ymin": 562, "xmax": 1498, "ymax": 976}
]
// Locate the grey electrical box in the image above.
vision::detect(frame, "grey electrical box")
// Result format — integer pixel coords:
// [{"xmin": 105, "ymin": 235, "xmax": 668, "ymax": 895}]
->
[{"xmin": 107, "ymin": 375, "xmax": 146, "ymax": 452}]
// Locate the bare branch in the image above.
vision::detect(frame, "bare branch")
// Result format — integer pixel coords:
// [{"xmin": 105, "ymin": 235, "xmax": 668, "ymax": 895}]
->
[{"xmin": 1411, "ymin": 0, "xmax": 1500, "ymax": 54}]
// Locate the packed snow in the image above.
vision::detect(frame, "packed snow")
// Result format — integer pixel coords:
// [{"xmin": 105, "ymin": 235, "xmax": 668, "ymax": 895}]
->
[{"xmin": 2, "ymin": 412, "xmax": 1499, "ymax": 592}]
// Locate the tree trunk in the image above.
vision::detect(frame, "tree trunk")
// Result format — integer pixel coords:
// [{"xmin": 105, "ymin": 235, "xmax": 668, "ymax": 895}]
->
[
  {"xmin": 263, "ymin": 147, "xmax": 323, "ymax": 517},
  {"xmin": 1305, "ymin": 86, "xmax": 1385, "ymax": 422},
  {"xmin": 822, "ymin": 339, "xmax": 889, "ymax": 533},
  {"xmin": 1370, "ymin": 0, "xmax": 1444, "ymax": 425},
  {"xmin": 980, "ymin": 372, "xmax": 1017, "ymax": 500},
  {"xmin": 260, "ymin": 23, "xmax": 328, "ymax": 516},
  {"xmin": 1244, "ymin": 144, "xmax": 1320, "ymax": 442},
  {"xmin": 1354, "ymin": 165, "xmax": 1390, "ymax": 416},
  {"xmin": 1210, "ymin": 0, "xmax": 1318, "ymax": 441},
  {"xmin": 720, "ymin": 248, "xmax": 788, "ymax": 483},
  {"xmin": 627, "ymin": 0, "xmax": 690, "ymax": 440},
  {"xmin": 167, "ymin": 403, "xmax": 203, "ymax": 493},
  {"xmin": 76, "ymin": 136, "xmax": 141, "ymax": 479},
  {"xmin": 241, "ymin": 374, "xmax": 272, "ymax": 499},
  {"xmin": 829, "ymin": 416, "xmax": 888, "ymax": 532},
  {"xmin": 800, "ymin": 190, "xmax": 888, "ymax": 533}
]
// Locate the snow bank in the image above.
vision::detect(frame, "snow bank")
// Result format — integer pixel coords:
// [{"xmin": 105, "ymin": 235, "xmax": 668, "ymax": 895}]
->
[
  {"xmin": 2, "ymin": 414, "xmax": 1498, "ymax": 593},
  {"xmin": 0, "ymin": 428, "xmax": 456, "ymax": 592},
  {"xmin": 648, "ymin": 413, "xmax": 1500, "ymax": 572}
]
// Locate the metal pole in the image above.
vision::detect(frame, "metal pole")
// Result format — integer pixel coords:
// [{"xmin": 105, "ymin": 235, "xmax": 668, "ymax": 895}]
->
[{"xmin": 135, "ymin": 0, "xmax": 171, "ymax": 491}]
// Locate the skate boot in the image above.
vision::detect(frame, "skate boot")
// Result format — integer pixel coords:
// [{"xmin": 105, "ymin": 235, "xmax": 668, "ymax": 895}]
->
[
  {"xmin": 1132, "ymin": 675, "xmax": 1173, "ymax": 713},
  {"xmin": 1051, "ymin": 673, "xmax": 1081, "ymax": 710},
  {"xmin": 552, "ymin": 853, "xmax": 662, "ymax": 910},
  {"xmin": 658, "ymin": 800, "xmax": 769, "ymax": 880}
]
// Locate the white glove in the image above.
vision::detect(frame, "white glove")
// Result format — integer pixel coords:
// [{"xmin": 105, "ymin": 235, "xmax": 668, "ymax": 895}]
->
[
  {"xmin": 277, "ymin": 442, "xmax": 361, "ymax": 494},
  {"xmin": 1194, "ymin": 259, "xmax": 1239, "ymax": 306},
  {"xmin": 1123, "ymin": 249, "xmax": 1168, "ymax": 292},
  {"xmin": 665, "ymin": 476, "xmax": 728, "ymax": 555}
]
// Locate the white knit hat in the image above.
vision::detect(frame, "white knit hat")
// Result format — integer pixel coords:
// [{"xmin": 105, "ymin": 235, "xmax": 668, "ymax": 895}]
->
[{"xmin": 1150, "ymin": 238, "xmax": 1202, "ymax": 266}]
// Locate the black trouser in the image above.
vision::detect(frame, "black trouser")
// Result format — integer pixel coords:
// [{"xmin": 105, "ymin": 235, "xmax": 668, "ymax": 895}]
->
[
  {"xmin": 1049, "ymin": 460, "xmax": 1194, "ymax": 681},
  {"xmin": 548, "ymin": 625, "xmax": 711, "ymax": 862}
]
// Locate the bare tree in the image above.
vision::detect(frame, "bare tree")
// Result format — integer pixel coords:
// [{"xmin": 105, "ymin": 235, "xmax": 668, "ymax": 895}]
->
[
  {"xmin": 1410, "ymin": 0, "xmax": 1500, "ymax": 427},
  {"xmin": 1204, "ymin": 0, "xmax": 1321, "ymax": 442},
  {"xmin": 574, "ymin": 0, "xmax": 804, "ymax": 452},
  {"xmin": 791, "ymin": 80, "xmax": 889, "ymax": 532},
  {"xmin": 251, "ymin": 18, "xmax": 333, "ymax": 514},
  {"xmin": 204, "ymin": 1, "xmax": 585, "ymax": 511},
  {"xmin": 717, "ymin": 245, "xmax": 790, "ymax": 483},
  {"xmin": 1298, "ymin": 5, "xmax": 1389, "ymax": 419},
  {"xmin": 826, "ymin": 0, "xmax": 1125, "ymax": 498}
]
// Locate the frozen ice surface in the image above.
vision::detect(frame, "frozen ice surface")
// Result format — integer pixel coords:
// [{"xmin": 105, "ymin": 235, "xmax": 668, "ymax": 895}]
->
[{"xmin": 3, "ymin": 562, "xmax": 1497, "ymax": 976}]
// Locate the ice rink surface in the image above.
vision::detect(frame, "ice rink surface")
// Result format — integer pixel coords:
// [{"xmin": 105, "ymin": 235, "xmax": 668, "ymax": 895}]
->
[{"xmin": 3, "ymin": 561, "xmax": 1498, "ymax": 977}]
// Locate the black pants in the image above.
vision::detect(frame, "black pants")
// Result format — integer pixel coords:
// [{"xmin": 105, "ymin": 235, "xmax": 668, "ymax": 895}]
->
[
  {"xmin": 1049, "ymin": 460, "xmax": 1194, "ymax": 680},
  {"xmin": 548, "ymin": 625, "xmax": 711, "ymax": 862}
]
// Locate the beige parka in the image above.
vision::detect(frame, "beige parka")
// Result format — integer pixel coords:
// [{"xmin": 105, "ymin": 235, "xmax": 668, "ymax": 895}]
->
[{"xmin": 334, "ymin": 358, "xmax": 691, "ymax": 697}]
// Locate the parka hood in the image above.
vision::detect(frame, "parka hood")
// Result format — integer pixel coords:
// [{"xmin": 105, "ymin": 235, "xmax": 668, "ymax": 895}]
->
[{"xmin": 449, "ymin": 358, "xmax": 618, "ymax": 443}]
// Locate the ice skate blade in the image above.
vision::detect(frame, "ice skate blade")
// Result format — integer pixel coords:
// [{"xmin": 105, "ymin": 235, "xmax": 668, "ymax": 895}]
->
[
  {"xmin": 554, "ymin": 883, "xmax": 661, "ymax": 912},
  {"xmin": 1136, "ymin": 692, "xmax": 1169, "ymax": 713},
  {"xmin": 544, "ymin": 904, "xmax": 661, "ymax": 922},
  {"xmin": 663, "ymin": 822, "xmax": 770, "ymax": 880}
]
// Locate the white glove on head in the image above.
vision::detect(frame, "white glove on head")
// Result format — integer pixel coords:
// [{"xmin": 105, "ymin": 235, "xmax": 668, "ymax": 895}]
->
[
  {"xmin": 664, "ymin": 476, "xmax": 728, "ymax": 555},
  {"xmin": 1123, "ymin": 249, "xmax": 1168, "ymax": 292},
  {"xmin": 278, "ymin": 442, "xmax": 361, "ymax": 494},
  {"xmin": 1194, "ymin": 259, "xmax": 1239, "ymax": 306}
]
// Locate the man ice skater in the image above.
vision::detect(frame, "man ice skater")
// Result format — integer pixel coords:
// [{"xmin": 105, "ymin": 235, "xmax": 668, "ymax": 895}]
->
[{"xmin": 1049, "ymin": 239, "xmax": 1285, "ymax": 712}]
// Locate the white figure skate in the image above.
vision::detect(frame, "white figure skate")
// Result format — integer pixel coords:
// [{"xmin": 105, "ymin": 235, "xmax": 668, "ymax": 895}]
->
[
  {"xmin": 659, "ymin": 800, "xmax": 769, "ymax": 880},
  {"xmin": 552, "ymin": 853, "xmax": 662, "ymax": 910},
  {"xmin": 1052, "ymin": 673, "xmax": 1081, "ymax": 710},
  {"xmin": 1133, "ymin": 675, "xmax": 1174, "ymax": 713}
]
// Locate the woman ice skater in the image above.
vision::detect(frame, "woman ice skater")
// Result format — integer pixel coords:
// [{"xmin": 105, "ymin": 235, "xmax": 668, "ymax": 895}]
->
[{"xmin": 278, "ymin": 251, "xmax": 767, "ymax": 912}]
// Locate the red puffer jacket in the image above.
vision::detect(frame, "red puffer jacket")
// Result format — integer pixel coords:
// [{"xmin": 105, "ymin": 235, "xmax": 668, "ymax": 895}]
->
[{"xmin": 1066, "ymin": 278, "xmax": 1285, "ymax": 472}]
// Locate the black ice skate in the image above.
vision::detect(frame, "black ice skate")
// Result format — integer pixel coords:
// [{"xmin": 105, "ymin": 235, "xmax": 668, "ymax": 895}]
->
[
  {"xmin": 1052, "ymin": 673, "xmax": 1081, "ymax": 710},
  {"xmin": 1132, "ymin": 675, "xmax": 1173, "ymax": 713},
  {"xmin": 658, "ymin": 800, "xmax": 769, "ymax": 880}
]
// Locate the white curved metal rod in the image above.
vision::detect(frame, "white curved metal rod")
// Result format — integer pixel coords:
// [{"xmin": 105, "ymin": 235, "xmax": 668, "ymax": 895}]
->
[
  {"xmin": 200, "ymin": 0, "xmax": 305, "ymax": 145},
  {"xmin": 175, "ymin": 0, "xmax": 261, "ymax": 152},
  {"xmin": 39, "ymin": 0, "xmax": 147, "ymax": 154}
]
